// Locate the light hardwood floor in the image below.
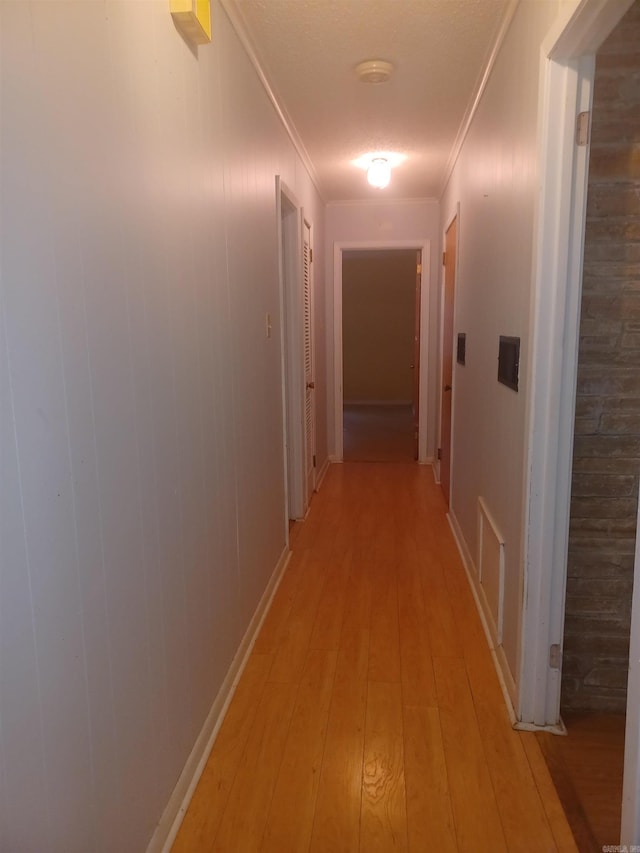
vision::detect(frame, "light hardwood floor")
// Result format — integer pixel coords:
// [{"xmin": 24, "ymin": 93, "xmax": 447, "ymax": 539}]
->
[{"xmin": 172, "ymin": 463, "xmax": 578, "ymax": 852}]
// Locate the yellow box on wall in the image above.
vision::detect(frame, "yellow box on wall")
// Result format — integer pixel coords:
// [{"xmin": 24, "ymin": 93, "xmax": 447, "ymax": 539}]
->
[{"xmin": 170, "ymin": 0, "xmax": 211, "ymax": 45}]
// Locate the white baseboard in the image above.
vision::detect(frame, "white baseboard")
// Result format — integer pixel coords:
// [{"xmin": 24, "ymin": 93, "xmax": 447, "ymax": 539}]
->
[
  {"xmin": 446, "ymin": 510, "xmax": 518, "ymax": 725},
  {"xmin": 432, "ymin": 460, "xmax": 441, "ymax": 483},
  {"xmin": 513, "ymin": 718, "xmax": 567, "ymax": 735},
  {"xmin": 328, "ymin": 454, "xmax": 342, "ymax": 464},
  {"xmin": 315, "ymin": 457, "xmax": 331, "ymax": 490},
  {"xmin": 343, "ymin": 399, "xmax": 413, "ymax": 406},
  {"xmin": 147, "ymin": 545, "xmax": 291, "ymax": 853}
]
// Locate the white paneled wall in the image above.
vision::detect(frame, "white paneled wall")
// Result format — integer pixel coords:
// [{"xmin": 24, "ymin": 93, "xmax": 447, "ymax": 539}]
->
[
  {"xmin": 440, "ymin": 0, "xmax": 564, "ymax": 691},
  {"xmin": 0, "ymin": 2, "xmax": 324, "ymax": 850}
]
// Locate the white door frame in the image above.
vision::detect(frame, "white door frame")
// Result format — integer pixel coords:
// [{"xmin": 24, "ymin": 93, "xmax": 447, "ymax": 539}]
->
[
  {"xmin": 302, "ymin": 213, "xmax": 316, "ymax": 501},
  {"xmin": 333, "ymin": 240, "xmax": 431, "ymax": 463},
  {"xmin": 519, "ymin": 50, "xmax": 594, "ymax": 731},
  {"xmin": 276, "ymin": 177, "xmax": 306, "ymax": 523},
  {"xmin": 521, "ymin": 0, "xmax": 639, "ymax": 841},
  {"xmin": 436, "ymin": 205, "xmax": 460, "ymax": 495}
]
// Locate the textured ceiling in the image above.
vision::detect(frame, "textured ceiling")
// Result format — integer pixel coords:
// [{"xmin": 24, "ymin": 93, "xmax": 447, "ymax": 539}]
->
[{"xmin": 227, "ymin": 0, "xmax": 512, "ymax": 201}]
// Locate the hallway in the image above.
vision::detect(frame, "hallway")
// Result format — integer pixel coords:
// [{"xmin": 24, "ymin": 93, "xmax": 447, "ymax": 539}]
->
[{"xmin": 172, "ymin": 463, "xmax": 577, "ymax": 852}]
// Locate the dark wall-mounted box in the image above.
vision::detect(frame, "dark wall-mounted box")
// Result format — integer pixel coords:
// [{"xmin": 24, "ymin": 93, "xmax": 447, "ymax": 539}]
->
[
  {"xmin": 457, "ymin": 333, "xmax": 466, "ymax": 366},
  {"xmin": 498, "ymin": 336, "xmax": 520, "ymax": 391}
]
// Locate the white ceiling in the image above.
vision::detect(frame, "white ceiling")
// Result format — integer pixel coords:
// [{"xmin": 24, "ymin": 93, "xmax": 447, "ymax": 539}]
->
[{"xmin": 225, "ymin": 0, "xmax": 514, "ymax": 201}]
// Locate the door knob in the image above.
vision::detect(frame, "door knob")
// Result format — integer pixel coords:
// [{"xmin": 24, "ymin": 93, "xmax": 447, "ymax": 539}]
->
[
  {"xmin": 410, "ymin": 364, "xmax": 415, "ymax": 369},
  {"xmin": 306, "ymin": 381, "xmax": 315, "ymax": 390},
  {"xmin": 444, "ymin": 384, "xmax": 452, "ymax": 391}
]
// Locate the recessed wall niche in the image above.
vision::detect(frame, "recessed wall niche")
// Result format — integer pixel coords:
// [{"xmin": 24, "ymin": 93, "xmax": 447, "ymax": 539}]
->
[
  {"xmin": 457, "ymin": 333, "xmax": 466, "ymax": 366},
  {"xmin": 497, "ymin": 336, "xmax": 520, "ymax": 392}
]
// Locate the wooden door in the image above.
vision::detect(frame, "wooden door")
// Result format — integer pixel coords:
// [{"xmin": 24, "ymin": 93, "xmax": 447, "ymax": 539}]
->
[
  {"xmin": 412, "ymin": 251, "xmax": 422, "ymax": 460},
  {"xmin": 303, "ymin": 219, "xmax": 315, "ymax": 503},
  {"xmin": 441, "ymin": 217, "xmax": 457, "ymax": 505}
]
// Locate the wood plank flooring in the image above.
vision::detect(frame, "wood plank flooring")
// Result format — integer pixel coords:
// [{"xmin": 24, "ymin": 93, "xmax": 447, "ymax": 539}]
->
[
  {"xmin": 172, "ymin": 462, "xmax": 579, "ymax": 852},
  {"xmin": 536, "ymin": 712, "xmax": 626, "ymax": 851}
]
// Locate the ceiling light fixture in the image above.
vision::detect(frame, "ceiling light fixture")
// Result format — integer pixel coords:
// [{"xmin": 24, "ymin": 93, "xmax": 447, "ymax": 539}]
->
[
  {"xmin": 367, "ymin": 157, "xmax": 391, "ymax": 189},
  {"xmin": 355, "ymin": 59, "xmax": 394, "ymax": 84}
]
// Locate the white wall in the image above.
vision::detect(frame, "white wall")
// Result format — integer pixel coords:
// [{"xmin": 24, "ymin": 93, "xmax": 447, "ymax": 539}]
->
[
  {"xmin": 325, "ymin": 199, "xmax": 440, "ymax": 457},
  {"xmin": 439, "ymin": 0, "xmax": 565, "ymax": 691},
  {"xmin": 0, "ymin": 2, "xmax": 324, "ymax": 850},
  {"xmin": 342, "ymin": 251, "xmax": 417, "ymax": 404}
]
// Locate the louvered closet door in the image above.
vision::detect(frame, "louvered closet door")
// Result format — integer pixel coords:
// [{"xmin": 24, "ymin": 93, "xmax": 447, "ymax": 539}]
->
[{"xmin": 303, "ymin": 219, "xmax": 315, "ymax": 502}]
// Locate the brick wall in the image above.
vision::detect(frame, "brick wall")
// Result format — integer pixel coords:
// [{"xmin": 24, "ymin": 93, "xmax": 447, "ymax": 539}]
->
[{"xmin": 562, "ymin": 1, "xmax": 640, "ymax": 713}]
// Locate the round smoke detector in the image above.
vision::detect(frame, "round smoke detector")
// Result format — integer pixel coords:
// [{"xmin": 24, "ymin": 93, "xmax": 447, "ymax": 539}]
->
[{"xmin": 355, "ymin": 60, "xmax": 394, "ymax": 84}]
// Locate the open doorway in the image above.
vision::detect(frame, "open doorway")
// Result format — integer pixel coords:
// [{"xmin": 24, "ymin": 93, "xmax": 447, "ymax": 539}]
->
[
  {"xmin": 524, "ymin": 1, "xmax": 639, "ymax": 847},
  {"xmin": 341, "ymin": 249, "xmax": 420, "ymax": 462},
  {"xmin": 440, "ymin": 215, "xmax": 457, "ymax": 503},
  {"xmin": 552, "ymin": 6, "xmax": 638, "ymax": 847},
  {"xmin": 276, "ymin": 177, "xmax": 306, "ymax": 526}
]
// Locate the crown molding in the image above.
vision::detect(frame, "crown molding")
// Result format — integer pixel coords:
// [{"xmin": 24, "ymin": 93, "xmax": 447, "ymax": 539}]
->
[
  {"xmin": 219, "ymin": 0, "xmax": 325, "ymax": 202},
  {"xmin": 439, "ymin": 0, "xmax": 520, "ymax": 198},
  {"xmin": 326, "ymin": 196, "xmax": 439, "ymax": 209}
]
